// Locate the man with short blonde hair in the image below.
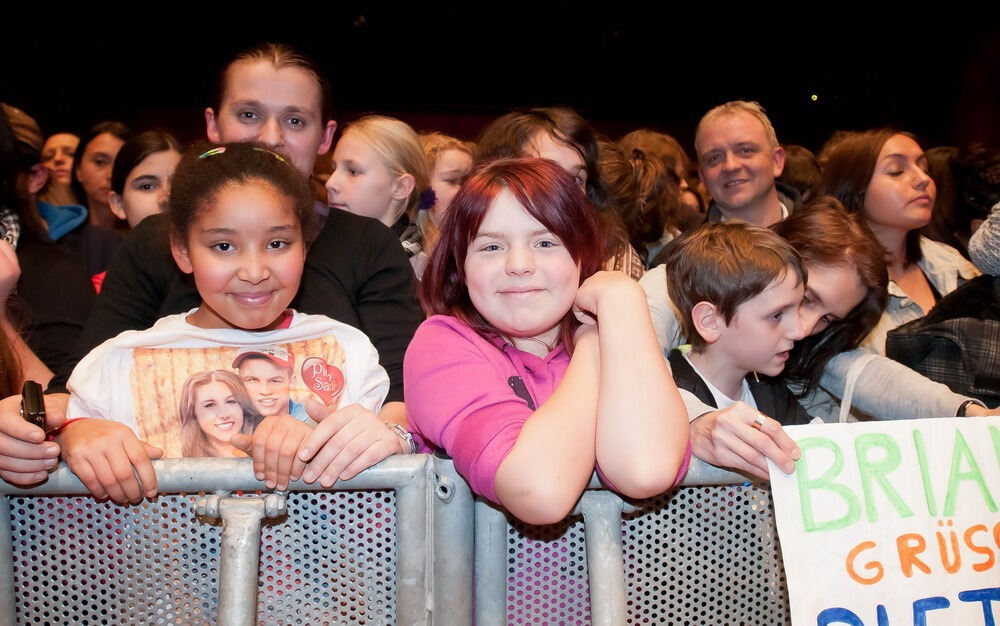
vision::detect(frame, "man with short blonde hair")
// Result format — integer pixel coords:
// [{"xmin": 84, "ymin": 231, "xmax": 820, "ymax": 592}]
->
[
  {"xmin": 695, "ymin": 101, "xmax": 780, "ymax": 151},
  {"xmin": 695, "ymin": 100, "xmax": 800, "ymax": 227}
]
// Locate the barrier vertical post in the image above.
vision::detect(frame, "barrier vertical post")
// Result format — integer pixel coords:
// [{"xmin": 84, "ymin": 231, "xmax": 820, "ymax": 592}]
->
[
  {"xmin": 580, "ymin": 491, "xmax": 627, "ymax": 625},
  {"xmin": 474, "ymin": 499, "xmax": 509, "ymax": 624},
  {"xmin": 430, "ymin": 456, "xmax": 473, "ymax": 624},
  {"xmin": 197, "ymin": 493, "xmax": 286, "ymax": 626},
  {"xmin": 395, "ymin": 457, "xmax": 429, "ymax": 625},
  {"xmin": 0, "ymin": 497, "xmax": 13, "ymax": 626}
]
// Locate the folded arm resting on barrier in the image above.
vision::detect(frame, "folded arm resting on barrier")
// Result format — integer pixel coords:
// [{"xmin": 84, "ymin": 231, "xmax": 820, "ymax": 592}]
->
[
  {"xmin": 582, "ymin": 276, "xmax": 690, "ymax": 500},
  {"xmin": 407, "ymin": 275, "xmax": 690, "ymax": 527},
  {"xmin": 490, "ymin": 326, "xmax": 600, "ymax": 524}
]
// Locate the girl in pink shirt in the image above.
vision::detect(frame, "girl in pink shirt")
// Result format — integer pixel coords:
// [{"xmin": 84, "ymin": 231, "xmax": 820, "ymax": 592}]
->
[{"xmin": 404, "ymin": 158, "xmax": 690, "ymax": 524}]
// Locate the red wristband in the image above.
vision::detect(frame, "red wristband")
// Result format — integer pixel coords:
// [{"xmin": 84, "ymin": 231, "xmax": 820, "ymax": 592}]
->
[{"xmin": 46, "ymin": 417, "xmax": 89, "ymax": 441}]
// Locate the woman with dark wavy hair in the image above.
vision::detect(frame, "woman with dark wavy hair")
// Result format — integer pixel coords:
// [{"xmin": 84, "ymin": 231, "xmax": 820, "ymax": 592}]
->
[
  {"xmin": 818, "ymin": 129, "xmax": 980, "ymax": 354},
  {"xmin": 771, "ymin": 197, "xmax": 888, "ymax": 392}
]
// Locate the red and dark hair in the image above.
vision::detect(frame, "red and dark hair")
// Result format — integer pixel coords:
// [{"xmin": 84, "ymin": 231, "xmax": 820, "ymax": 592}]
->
[{"xmin": 420, "ymin": 157, "xmax": 605, "ymax": 352}]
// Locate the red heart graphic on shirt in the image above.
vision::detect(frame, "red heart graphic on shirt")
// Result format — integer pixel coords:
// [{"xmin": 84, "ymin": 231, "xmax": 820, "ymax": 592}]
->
[{"xmin": 301, "ymin": 357, "xmax": 346, "ymax": 407}]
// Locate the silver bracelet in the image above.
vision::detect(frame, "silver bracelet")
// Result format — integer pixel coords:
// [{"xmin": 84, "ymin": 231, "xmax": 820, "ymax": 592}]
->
[{"xmin": 385, "ymin": 422, "xmax": 416, "ymax": 454}]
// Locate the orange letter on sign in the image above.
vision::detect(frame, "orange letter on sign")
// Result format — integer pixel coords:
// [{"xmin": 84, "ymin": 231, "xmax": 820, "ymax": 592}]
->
[
  {"xmin": 897, "ymin": 533, "xmax": 931, "ymax": 577},
  {"xmin": 846, "ymin": 541, "xmax": 884, "ymax": 584}
]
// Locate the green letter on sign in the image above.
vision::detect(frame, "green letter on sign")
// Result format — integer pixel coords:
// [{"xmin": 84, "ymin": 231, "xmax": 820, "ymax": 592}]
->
[
  {"xmin": 943, "ymin": 430, "xmax": 998, "ymax": 517},
  {"xmin": 796, "ymin": 437, "xmax": 861, "ymax": 532},
  {"xmin": 855, "ymin": 433, "xmax": 913, "ymax": 522}
]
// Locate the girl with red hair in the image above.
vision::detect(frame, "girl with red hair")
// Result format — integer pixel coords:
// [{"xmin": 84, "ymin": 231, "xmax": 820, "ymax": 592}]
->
[{"xmin": 404, "ymin": 158, "xmax": 689, "ymax": 524}]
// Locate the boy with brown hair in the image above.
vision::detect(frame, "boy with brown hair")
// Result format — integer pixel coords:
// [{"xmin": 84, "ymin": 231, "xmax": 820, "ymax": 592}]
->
[{"xmin": 663, "ymin": 221, "xmax": 812, "ymax": 425}]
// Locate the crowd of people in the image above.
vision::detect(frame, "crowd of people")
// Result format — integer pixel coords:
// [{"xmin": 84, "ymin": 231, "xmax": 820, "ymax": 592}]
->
[{"xmin": 0, "ymin": 42, "xmax": 997, "ymax": 525}]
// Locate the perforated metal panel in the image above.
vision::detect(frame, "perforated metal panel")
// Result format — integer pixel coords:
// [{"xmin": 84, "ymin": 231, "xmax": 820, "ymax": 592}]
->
[
  {"xmin": 10, "ymin": 491, "xmax": 398, "ymax": 625},
  {"xmin": 506, "ymin": 517, "xmax": 591, "ymax": 625},
  {"xmin": 622, "ymin": 485, "xmax": 789, "ymax": 625},
  {"xmin": 258, "ymin": 491, "xmax": 397, "ymax": 625},
  {"xmin": 504, "ymin": 485, "xmax": 789, "ymax": 626}
]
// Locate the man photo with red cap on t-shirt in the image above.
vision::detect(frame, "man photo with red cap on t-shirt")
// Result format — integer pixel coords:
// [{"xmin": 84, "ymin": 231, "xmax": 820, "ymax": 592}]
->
[{"xmin": 232, "ymin": 346, "xmax": 310, "ymax": 422}]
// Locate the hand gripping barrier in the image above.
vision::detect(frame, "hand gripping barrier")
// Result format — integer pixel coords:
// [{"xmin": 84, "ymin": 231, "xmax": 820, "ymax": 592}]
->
[{"xmin": 0, "ymin": 455, "xmax": 788, "ymax": 625}]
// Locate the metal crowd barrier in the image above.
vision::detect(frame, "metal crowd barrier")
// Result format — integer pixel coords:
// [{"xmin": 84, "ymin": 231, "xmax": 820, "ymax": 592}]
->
[
  {"xmin": 0, "ymin": 454, "xmax": 474, "ymax": 626},
  {"xmin": 475, "ymin": 460, "xmax": 790, "ymax": 625},
  {"xmin": 0, "ymin": 455, "xmax": 789, "ymax": 625}
]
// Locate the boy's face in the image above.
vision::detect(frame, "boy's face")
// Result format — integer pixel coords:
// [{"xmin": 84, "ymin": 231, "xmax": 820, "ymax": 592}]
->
[
  {"xmin": 715, "ymin": 270, "xmax": 806, "ymax": 377},
  {"xmin": 239, "ymin": 357, "xmax": 294, "ymax": 416}
]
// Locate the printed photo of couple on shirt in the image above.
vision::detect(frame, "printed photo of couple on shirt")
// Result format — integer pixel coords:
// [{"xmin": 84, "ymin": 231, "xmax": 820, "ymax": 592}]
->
[{"xmin": 129, "ymin": 339, "xmax": 347, "ymax": 458}]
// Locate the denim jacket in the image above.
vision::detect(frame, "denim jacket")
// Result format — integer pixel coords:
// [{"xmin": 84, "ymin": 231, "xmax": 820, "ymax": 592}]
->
[{"xmin": 864, "ymin": 237, "xmax": 980, "ymax": 355}]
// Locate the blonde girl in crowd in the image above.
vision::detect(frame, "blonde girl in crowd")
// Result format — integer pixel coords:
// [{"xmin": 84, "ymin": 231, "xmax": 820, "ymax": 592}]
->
[
  {"xmin": 418, "ymin": 132, "xmax": 474, "ymax": 255},
  {"xmin": 325, "ymin": 115, "xmax": 432, "ymax": 277}
]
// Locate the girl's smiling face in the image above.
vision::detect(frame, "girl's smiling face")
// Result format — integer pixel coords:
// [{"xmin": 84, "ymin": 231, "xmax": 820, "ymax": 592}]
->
[
  {"xmin": 194, "ymin": 380, "xmax": 245, "ymax": 449},
  {"xmin": 463, "ymin": 189, "xmax": 580, "ymax": 352},
  {"xmin": 171, "ymin": 179, "xmax": 306, "ymax": 331}
]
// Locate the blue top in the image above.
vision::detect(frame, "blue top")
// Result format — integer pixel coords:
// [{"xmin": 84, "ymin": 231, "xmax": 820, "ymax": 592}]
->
[{"xmin": 37, "ymin": 200, "xmax": 87, "ymax": 241}]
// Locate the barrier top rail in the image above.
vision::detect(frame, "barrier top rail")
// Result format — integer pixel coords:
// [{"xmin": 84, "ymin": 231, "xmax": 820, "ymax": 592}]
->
[
  {"xmin": 0, "ymin": 455, "xmax": 429, "ymax": 495},
  {"xmin": 0, "ymin": 454, "xmax": 753, "ymax": 496}
]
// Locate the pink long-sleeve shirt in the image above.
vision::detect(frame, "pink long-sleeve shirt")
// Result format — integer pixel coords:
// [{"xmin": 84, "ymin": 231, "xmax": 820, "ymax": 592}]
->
[{"xmin": 404, "ymin": 315, "xmax": 690, "ymax": 504}]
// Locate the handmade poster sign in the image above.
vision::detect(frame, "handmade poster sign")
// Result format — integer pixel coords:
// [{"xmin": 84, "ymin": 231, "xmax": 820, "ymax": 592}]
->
[{"xmin": 769, "ymin": 417, "xmax": 1000, "ymax": 626}]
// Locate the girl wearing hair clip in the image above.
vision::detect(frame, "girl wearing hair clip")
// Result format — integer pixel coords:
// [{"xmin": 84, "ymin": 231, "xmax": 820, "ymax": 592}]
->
[
  {"xmin": 324, "ymin": 115, "xmax": 433, "ymax": 277},
  {"xmin": 61, "ymin": 143, "xmax": 395, "ymax": 504}
]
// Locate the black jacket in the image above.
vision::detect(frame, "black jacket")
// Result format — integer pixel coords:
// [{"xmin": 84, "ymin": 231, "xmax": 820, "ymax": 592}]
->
[
  {"xmin": 668, "ymin": 348, "xmax": 812, "ymax": 425},
  {"xmin": 649, "ymin": 183, "xmax": 805, "ymax": 270},
  {"xmin": 704, "ymin": 181, "xmax": 804, "ymax": 225},
  {"xmin": 11, "ymin": 230, "xmax": 95, "ymax": 377}
]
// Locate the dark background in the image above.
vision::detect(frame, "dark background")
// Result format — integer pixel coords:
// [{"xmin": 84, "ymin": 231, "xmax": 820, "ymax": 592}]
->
[{"xmin": 3, "ymin": 10, "xmax": 999, "ymax": 159}]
